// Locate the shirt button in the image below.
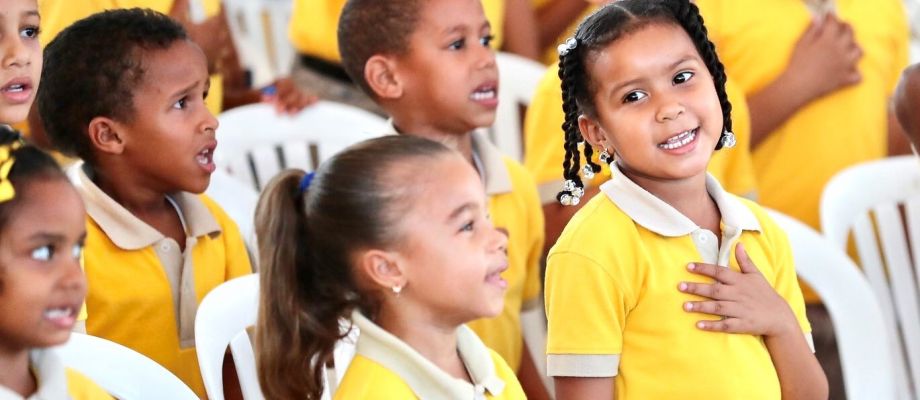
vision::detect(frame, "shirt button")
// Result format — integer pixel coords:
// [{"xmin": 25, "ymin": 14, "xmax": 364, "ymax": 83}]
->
[
  {"xmin": 698, "ymin": 234, "xmax": 707, "ymax": 242},
  {"xmin": 160, "ymin": 243, "xmax": 170, "ymax": 251}
]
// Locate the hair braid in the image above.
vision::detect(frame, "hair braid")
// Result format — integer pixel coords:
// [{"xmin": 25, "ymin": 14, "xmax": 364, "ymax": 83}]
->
[
  {"xmin": 666, "ymin": 0, "xmax": 733, "ymax": 149},
  {"xmin": 557, "ymin": 46, "xmax": 587, "ymax": 202}
]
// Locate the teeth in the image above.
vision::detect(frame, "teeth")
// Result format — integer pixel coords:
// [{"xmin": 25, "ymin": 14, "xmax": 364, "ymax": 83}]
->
[
  {"xmin": 659, "ymin": 129, "xmax": 696, "ymax": 150},
  {"xmin": 2, "ymin": 84, "xmax": 24, "ymax": 92},
  {"xmin": 470, "ymin": 89, "xmax": 496, "ymax": 101},
  {"xmin": 196, "ymin": 149, "xmax": 211, "ymax": 165},
  {"xmin": 44, "ymin": 308, "xmax": 72, "ymax": 319}
]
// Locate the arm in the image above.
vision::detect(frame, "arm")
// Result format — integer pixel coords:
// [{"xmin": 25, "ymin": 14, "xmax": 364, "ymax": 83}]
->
[
  {"xmin": 535, "ymin": 0, "xmax": 590, "ymax": 50},
  {"xmin": 555, "ymin": 377, "xmax": 614, "ymax": 400},
  {"xmin": 748, "ymin": 13, "xmax": 862, "ymax": 149},
  {"xmin": 517, "ymin": 345, "xmax": 551, "ymax": 400},
  {"xmin": 679, "ymin": 244, "xmax": 828, "ymax": 400},
  {"xmin": 501, "ymin": 0, "xmax": 540, "ymax": 60}
]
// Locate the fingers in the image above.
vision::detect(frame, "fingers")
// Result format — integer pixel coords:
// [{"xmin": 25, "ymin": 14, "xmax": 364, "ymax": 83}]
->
[
  {"xmin": 685, "ymin": 262, "xmax": 739, "ymax": 283},
  {"xmin": 734, "ymin": 243, "xmax": 761, "ymax": 275},
  {"xmin": 678, "ymin": 280, "xmax": 734, "ymax": 300},
  {"xmin": 683, "ymin": 300, "xmax": 741, "ymax": 319},
  {"xmin": 694, "ymin": 318, "xmax": 747, "ymax": 333}
]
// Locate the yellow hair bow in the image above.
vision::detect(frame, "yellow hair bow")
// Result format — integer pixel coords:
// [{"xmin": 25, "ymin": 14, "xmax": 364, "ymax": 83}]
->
[{"xmin": 0, "ymin": 140, "xmax": 23, "ymax": 203}]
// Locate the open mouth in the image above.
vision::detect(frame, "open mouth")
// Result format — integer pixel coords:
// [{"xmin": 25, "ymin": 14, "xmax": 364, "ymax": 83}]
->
[
  {"xmin": 196, "ymin": 147, "xmax": 214, "ymax": 166},
  {"xmin": 1, "ymin": 83, "xmax": 27, "ymax": 93},
  {"xmin": 470, "ymin": 82, "xmax": 498, "ymax": 102},
  {"xmin": 658, "ymin": 128, "xmax": 698, "ymax": 150},
  {"xmin": 43, "ymin": 305, "xmax": 77, "ymax": 329}
]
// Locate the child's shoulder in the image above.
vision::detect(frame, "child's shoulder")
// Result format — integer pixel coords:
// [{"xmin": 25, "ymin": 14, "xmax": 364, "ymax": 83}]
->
[
  {"xmin": 64, "ymin": 368, "xmax": 114, "ymax": 400},
  {"xmin": 552, "ymin": 192, "xmax": 637, "ymax": 253},
  {"xmin": 334, "ymin": 355, "xmax": 417, "ymax": 399}
]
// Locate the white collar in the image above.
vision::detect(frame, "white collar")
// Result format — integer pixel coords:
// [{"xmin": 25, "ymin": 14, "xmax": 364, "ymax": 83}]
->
[{"xmin": 0, "ymin": 349, "xmax": 69, "ymax": 400}]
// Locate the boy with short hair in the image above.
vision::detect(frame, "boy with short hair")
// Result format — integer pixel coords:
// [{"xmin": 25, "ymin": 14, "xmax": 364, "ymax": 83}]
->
[{"xmin": 36, "ymin": 9, "xmax": 252, "ymax": 397}]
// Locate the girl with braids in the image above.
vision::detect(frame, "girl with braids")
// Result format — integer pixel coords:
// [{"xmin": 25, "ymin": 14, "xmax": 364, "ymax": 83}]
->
[
  {"xmin": 255, "ymin": 135, "xmax": 525, "ymax": 399},
  {"xmin": 543, "ymin": 1, "xmax": 827, "ymax": 399}
]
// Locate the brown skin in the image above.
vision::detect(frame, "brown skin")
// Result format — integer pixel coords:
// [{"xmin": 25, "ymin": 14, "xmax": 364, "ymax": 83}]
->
[
  {"xmin": 534, "ymin": 0, "xmax": 591, "ymax": 51},
  {"xmin": 748, "ymin": 13, "xmax": 862, "ymax": 149},
  {"xmin": 894, "ymin": 63, "xmax": 920, "ymax": 151},
  {"xmin": 501, "ymin": 0, "xmax": 541, "ymax": 60}
]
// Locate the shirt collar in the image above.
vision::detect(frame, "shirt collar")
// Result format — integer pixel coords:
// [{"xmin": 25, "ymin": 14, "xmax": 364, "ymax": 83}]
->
[
  {"xmin": 69, "ymin": 162, "xmax": 222, "ymax": 250},
  {"xmin": 0, "ymin": 349, "xmax": 69, "ymax": 400},
  {"xmin": 352, "ymin": 310, "xmax": 506, "ymax": 399},
  {"xmin": 600, "ymin": 165, "xmax": 761, "ymax": 237},
  {"xmin": 384, "ymin": 120, "xmax": 512, "ymax": 195}
]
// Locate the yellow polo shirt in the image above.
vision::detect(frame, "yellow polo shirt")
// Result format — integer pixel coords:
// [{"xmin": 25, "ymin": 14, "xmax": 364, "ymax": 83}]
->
[
  {"xmin": 38, "ymin": 0, "xmax": 225, "ymax": 115},
  {"xmin": 0, "ymin": 350, "xmax": 112, "ymax": 400},
  {"xmin": 69, "ymin": 163, "xmax": 252, "ymax": 398},
  {"xmin": 523, "ymin": 64, "xmax": 756, "ymax": 204},
  {"xmin": 289, "ymin": 0, "xmax": 506, "ymax": 63},
  {"xmin": 545, "ymin": 167, "xmax": 811, "ymax": 399},
  {"xmin": 695, "ymin": 0, "xmax": 909, "ymax": 229},
  {"xmin": 335, "ymin": 311, "xmax": 525, "ymax": 400},
  {"xmin": 388, "ymin": 124, "xmax": 544, "ymax": 372}
]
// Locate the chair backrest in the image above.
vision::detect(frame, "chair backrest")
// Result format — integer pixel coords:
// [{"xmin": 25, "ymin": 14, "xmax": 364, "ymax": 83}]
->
[
  {"xmin": 768, "ymin": 209, "xmax": 897, "ymax": 399},
  {"xmin": 222, "ymin": 0, "xmax": 295, "ymax": 87},
  {"xmin": 490, "ymin": 52, "xmax": 546, "ymax": 161},
  {"xmin": 196, "ymin": 274, "xmax": 262, "ymax": 400},
  {"xmin": 54, "ymin": 333, "xmax": 199, "ymax": 400},
  {"xmin": 215, "ymin": 101, "xmax": 389, "ymax": 191},
  {"xmin": 820, "ymin": 155, "xmax": 920, "ymax": 398},
  {"xmin": 205, "ymin": 169, "xmax": 260, "ymax": 258}
]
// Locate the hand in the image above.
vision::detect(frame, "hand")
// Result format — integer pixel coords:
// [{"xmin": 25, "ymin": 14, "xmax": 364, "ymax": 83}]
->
[
  {"xmin": 261, "ymin": 78, "xmax": 318, "ymax": 115},
  {"xmin": 785, "ymin": 12, "xmax": 863, "ymax": 101},
  {"xmin": 678, "ymin": 243, "xmax": 799, "ymax": 338}
]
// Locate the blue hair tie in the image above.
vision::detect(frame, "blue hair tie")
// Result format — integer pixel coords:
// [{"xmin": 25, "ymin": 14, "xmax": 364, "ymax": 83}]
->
[{"xmin": 298, "ymin": 172, "xmax": 316, "ymax": 193}]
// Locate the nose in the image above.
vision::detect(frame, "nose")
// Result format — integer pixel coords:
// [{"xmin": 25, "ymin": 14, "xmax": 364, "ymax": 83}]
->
[
  {"xmin": 60, "ymin": 256, "xmax": 88, "ymax": 297},
  {"xmin": 491, "ymin": 226, "xmax": 509, "ymax": 255},
  {"xmin": 201, "ymin": 107, "xmax": 219, "ymax": 135},
  {"xmin": 1, "ymin": 33, "xmax": 30, "ymax": 69},
  {"xmin": 477, "ymin": 44, "xmax": 497, "ymax": 71},
  {"xmin": 655, "ymin": 93, "xmax": 685, "ymax": 122}
]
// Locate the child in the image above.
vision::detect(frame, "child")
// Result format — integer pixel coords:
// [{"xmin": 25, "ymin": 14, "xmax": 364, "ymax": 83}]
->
[
  {"xmin": 896, "ymin": 63, "xmax": 920, "ymax": 150},
  {"xmin": 0, "ymin": 129, "xmax": 112, "ymax": 400},
  {"xmin": 544, "ymin": 1, "xmax": 827, "ymax": 399},
  {"xmin": 35, "ymin": 9, "xmax": 252, "ymax": 398},
  {"xmin": 255, "ymin": 135, "xmax": 524, "ymax": 399},
  {"xmin": 337, "ymin": 0, "xmax": 547, "ymax": 397}
]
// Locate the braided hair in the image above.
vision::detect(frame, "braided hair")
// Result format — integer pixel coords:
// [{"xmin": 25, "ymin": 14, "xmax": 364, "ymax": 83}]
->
[{"xmin": 556, "ymin": 0, "xmax": 733, "ymax": 204}]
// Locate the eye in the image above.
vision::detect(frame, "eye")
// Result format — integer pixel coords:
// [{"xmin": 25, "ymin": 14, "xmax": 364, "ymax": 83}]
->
[
  {"xmin": 71, "ymin": 243, "xmax": 83, "ymax": 260},
  {"xmin": 623, "ymin": 91, "xmax": 648, "ymax": 103},
  {"xmin": 480, "ymin": 34, "xmax": 494, "ymax": 47},
  {"xmin": 460, "ymin": 220, "xmax": 475, "ymax": 233},
  {"xmin": 20, "ymin": 26, "xmax": 40, "ymax": 39},
  {"xmin": 31, "ymin": 245, "xmax": 53, "ymax": 261},
  {"xmin": 673, "ymin": 71, "xmax": 694, "ymax": 85},
  {"xmin": 172, "ymin": 97, "xmax": 188, "ymax": 110},
  {"xmin": 448, "ymin": 38, "xmax": 465, "ymax": 50}
]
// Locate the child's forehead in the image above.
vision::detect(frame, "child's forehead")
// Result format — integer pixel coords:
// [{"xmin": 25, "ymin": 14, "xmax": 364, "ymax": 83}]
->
[
  {"xmin": 135, "ymin": 40, "xmax": 207, "ymax": 84},
  {"xmin": 0, "ymin": 0, "xmax": 39, "ymax": 18},
  {"xmin": 413, "ymin": 0, "xmax": 490, "ymax": 34}
]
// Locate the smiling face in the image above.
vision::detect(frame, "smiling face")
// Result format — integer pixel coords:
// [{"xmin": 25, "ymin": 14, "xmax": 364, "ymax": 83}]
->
[
  {"xmin": 393, "ymin": 0, "xmax": 499, "ymax": 134},
  {"xmin": 113, "ymin": 39, "xmax": 218, "ymax": 194},
  {"xmin": 0, "ymin": 0, "xmax": 40, "ymax": 125},
  {"xmin": 579, "ymin": 22, "xmax": 723, "ymax": 184},
  {"xmin": 389, "ymin": 152, "xmax": 509, "ymax": 325},
  {"xmin": 0, "ymin": 178, "xmax": 86, "ymax": 355}
]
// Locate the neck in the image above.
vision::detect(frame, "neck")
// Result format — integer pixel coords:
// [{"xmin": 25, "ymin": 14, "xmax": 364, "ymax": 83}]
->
[
  {"xmin": 90, "ymin": 162, "xmax": 171, "ymax": 215},
  {"xmin": 391, "ymin": 119, "xmax": 475, "ymax": 164},
  {"xmin": 375, "ymin": 305, "xmax": 471, "ymax": 382},
  {"xmin": 620, "ymin": 165, "xmax": 721, "ymax": 232},
  {"xmin": 0, "ymin": 344, "xmax": 36, "ymax": 397}
]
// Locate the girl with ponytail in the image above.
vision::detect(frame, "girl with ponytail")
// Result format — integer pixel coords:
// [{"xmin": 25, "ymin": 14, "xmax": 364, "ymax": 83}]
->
[
  {"xmin": 255, "ymin": 135, "xmax": 524, "ymax": 400},
  {"xmin": 544, "ymin": 1, "xmax": 827, "ymax": 399}
]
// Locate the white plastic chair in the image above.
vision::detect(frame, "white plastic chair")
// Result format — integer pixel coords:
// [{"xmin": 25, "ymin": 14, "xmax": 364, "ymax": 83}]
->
[
  {"xmin": 205, "ymin": 169, "xmax": 260, "ymax": 260},
  {"xmin": 491, "ymin": 52, "xmax": 546, "ymax": 161},
  {"xmin": 768, "ymin": 209, "xmax": 897, "ymax": 399},
  {"xmin": 222, "ymin": 0, "xmax": 295, "ymax": 87},
  {"xmin": 54, "ymin": 333, "xmax": 198, "ymax": 400},
  {"xmin": 215, "ymin": 101, "xmax": 389, "ymax": 191},
  {"xmin": 820, "ymin": 155, "xmax": 920, "ymax": 399}
]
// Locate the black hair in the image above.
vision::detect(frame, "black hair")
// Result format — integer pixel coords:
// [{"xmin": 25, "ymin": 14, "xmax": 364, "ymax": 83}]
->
[
  {"xmin": 255, "ymin": 135, "xmax": 453, "ymax": 399},
  {"xmin": 337, "ymin": 0, "xmax": 423, "ymax": 97},
  {"xmin": 37, "ymin": 8, "xmax": 188, "ymax": 164},
  {"xmin": 0, "ymin": 126, "xmax": 69, "ymax": 232},
  {"xmin": 557, "ymin": 0, "xmax": 733, "ymax": 201}
]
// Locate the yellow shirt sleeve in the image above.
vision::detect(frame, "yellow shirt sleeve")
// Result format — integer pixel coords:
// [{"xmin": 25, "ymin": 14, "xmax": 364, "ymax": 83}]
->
[{"xmin": 65, "ymin": 368, "xmax": 115, "ymax": 399}]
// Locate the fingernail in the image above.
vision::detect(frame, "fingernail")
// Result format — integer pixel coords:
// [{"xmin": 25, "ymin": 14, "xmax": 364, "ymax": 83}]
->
[
  {"xmin": 697, "ymin": 321, "xmax": 706, "ymax": 329},
  {"xmin": 687, "ymin": 263, "xmax": 696, "ymax": 271},
  {"xmin": 679, "ymin": 282, "xmax": 688, "ymax": 291},
  {"xmin": 684, "ymin": 302, "xmax": 693, "ymax": 311}
]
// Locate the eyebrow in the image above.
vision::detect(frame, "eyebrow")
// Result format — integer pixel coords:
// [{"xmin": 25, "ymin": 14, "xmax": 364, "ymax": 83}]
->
[
  {"xmin": 171, "ymin": 80, "xmax": 203, "ymax": 99},
  {"xmin": 447, "ymin": 202, "xmax": 477, "ymax": 221},
  {"xmin": 442, "ymin": 20, "xmax": 491, "ymax": 36},
  {"xmin": 28, "ymin": 232, "xmax": 66, "ymax": 243},
  {"xmin": 608, "ymin": 56, "xmax": 699, "ymax": 96}
]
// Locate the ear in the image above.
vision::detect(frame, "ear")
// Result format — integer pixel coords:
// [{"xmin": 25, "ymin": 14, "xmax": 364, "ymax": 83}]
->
[
  {"xmin": 355, "ymin": 249, "xmax": 406, "ymax": 291},
  {"xmin": 578, "ymin": 114, "xmax": 610, "ymax": 150},
  {"xmin": 87, "ymin": 117, "xmax": 126, "ymax": 155},
  {"xmin": 364, "ymin": 54, "xmax": 403, "ymax": 100}
]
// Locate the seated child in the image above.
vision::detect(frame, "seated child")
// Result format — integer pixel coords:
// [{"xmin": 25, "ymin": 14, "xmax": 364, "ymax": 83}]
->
[
  {"xmin": 255, "ymin": 135, "xmax": 525, "ymax": 399},
  {"xmin": 337, "ymin": 0, "xmax": 547, "ymax": 396},
  {"xmin": 35, "ymin": 8, "xmax": 252, "ymax": 397},
  {"xmin": 544, "ymin": 1, "xmax": 827, "ymax": 399},
  {"xmin": 896, "ymin": 63, "xmax": 920, "ymax": 150}
]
